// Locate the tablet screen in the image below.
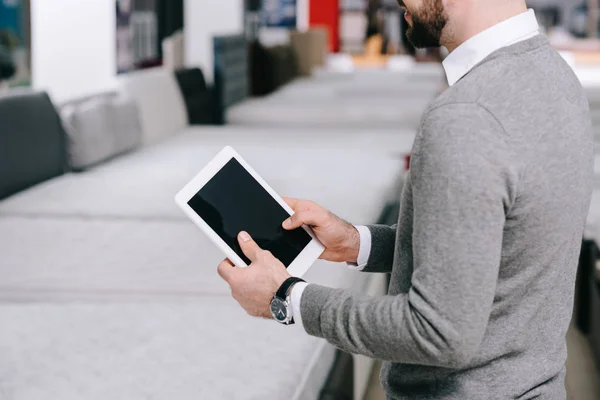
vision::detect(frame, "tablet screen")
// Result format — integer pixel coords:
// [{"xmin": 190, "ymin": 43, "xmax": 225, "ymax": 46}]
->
[{"xmin": 187, "ymin": 158, "xmax": 312, "ymax": 267}]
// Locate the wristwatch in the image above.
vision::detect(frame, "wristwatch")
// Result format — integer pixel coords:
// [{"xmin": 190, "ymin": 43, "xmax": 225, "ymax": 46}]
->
[{"xmin": 270, "ymin": 277, "xmax": 306, "ymax": 325}]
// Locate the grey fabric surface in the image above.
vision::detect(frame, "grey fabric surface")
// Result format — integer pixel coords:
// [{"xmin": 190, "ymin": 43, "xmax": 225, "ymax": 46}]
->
[
  {"xmin": 227, "ymin": 98, "xmax": 429, "ymax": 129},
  {"xmin": 111, "ymin": 95, "xmax": 143, "ymax": 156},
  {"xmin": 0, "ymin": 300, "xmax": 336, "ymax": 400},
  {"xmin": 227, "ymin": 70, "xmax": 442, "ymax": 128},
  {"xmin": 0, "ymin": 124, "xmax": 408, "ymax": 398},
  {"xmin": 300, "ymin": 35, "xmax": 594, "ymax": 399},
  {"xmin": 0, "ymin": 128, "xmax": 412, "ymax": 221},
  {"xmin": 62, "ymin": 97, "xmax": 116, "ymax": 170},
  {"xmin": 213, "ymin": 35, "xmax": 249, "ymax": 109},
  {"xmin": 61, "ymin": 95, "xmax": 142, "ymax": 171},
  {"xmin": 0, "ymin": 215, "xmax": 374, "ymax": 302},
  {"xmin": 0, "ymin": 90, "xmax": 67, "ymax": 201},
  {"xmin": 117, "ymin": 68, "xmax": 188, "ymax": 145}
]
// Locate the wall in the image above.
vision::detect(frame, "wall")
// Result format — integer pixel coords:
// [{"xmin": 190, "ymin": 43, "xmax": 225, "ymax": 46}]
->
[
  {"xmin": 297, "ymin": 0, "xmax": 309, "ymax": 31},
  {"xmin": 184, "ymin": 0, "xmax": 244, "ymax": 83},
  {"xmin": 31, "ymin": 0, "xmax": 116, "ymax": 103}
]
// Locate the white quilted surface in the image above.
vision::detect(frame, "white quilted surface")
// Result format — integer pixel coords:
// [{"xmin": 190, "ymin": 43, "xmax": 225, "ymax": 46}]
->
[{"xmin": 0, "ymin": 300, "xmax": 336, "ymax": 400}]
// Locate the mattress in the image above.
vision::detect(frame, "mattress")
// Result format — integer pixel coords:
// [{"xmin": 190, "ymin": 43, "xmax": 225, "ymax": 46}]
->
[
  {"xmin": 0, "ymin": 128, "xmax": 413, "ymax": 220},
  {"xmin": 227, "ymin": 98, "xmax": 430, "ymax": 129},
  {"xmin": 0, "ymin": 215, "xmax": 373, "ymax": 301},
  {"xmin": 0, "ymin": 299, "xmax": 337, "ymax": 400},
  {"xmin": 0, "ymin": 142, "xmax": 401, "ymax": 296},
  {"xmin": 227, "ymin": 70, "xmax": 441, "ymax": 129},
  {"xmin": 0, "ymin": 127, "xmax": 407, "ymax": 399},
  {"xmin": 270, "ymin": 72, "xmax": 443, "ymax": 102}
]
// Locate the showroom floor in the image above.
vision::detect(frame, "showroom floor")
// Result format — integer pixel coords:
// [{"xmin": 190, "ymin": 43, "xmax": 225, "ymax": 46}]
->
[{"xmin": 363, "ymin": 326, "xmax": 600, "ymax": 400}]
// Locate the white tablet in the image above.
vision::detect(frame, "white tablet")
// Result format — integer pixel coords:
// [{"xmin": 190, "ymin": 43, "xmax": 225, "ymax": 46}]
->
[{"xmin": 175, "ymin": 146, "xmax": 325, "ymax": 277}]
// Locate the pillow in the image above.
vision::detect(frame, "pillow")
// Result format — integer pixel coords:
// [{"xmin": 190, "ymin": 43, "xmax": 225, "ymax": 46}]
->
[
  {"xmin": 0, "ymin": 90, "xmax": 67, "ymax": 200},
  {"xmin": 61, "ymin": 95, "xmax": 143, "ymax": 171},
  {"xmin": 111, "ymin": 95, "xmax": 143, "ymax": 155},
  {"xmin": 62, "ymin": 97, "xmax": 115, "ymax": 171},
  {"xmin": 118, "ymin": 68, "xmax": 188, "ymax": 145}
]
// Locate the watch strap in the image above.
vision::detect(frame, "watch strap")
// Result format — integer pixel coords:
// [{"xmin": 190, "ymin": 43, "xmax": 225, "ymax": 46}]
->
[{"xmin": 276, "ymin": 277, "xmax": 306, "ymax": 300}]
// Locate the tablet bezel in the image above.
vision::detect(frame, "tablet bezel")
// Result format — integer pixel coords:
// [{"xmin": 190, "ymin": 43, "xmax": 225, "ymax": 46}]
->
[{"xmin": 175, "ymin": 146, "xmax": 325, "ymax": 277}]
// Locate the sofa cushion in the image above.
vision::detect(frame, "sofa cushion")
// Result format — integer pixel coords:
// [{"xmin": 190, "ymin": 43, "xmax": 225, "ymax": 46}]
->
[
  {"xmin": 175, "ymin": 67, "xmax": 207, "ymax": 95},
  {"xmin": 61, "ymin": 94, "xmax": 143, "ymax": 171},
  {"xmin": 250, "ymin": 41, "xmax": 299, "ymax": 96},
  {"xmin": 213, "ymin": 35, "xmax": 249, "ymax": 124},
  {"xmin": 118, "ymin": 68, "xmax": 188, "ymax": 144},
  {"xmin": 175, "ymin": 68, "xmax": 216, "ymax": 124},
  {"xmin": 63, "ymin": 98, "xmax": 116, "ymax": 170},
  {"xmin": 0, "ymin": 89, "xmax": 67, "ymax": 200},
  {"xmin": 111, "ymin": 95, "xmax": 143, "ymax": 155}
]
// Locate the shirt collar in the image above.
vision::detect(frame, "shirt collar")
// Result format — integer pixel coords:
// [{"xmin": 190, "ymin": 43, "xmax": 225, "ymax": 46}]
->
[{"xmin": 442, "ymin": 9, "xmax": 540, "ymax": 86}]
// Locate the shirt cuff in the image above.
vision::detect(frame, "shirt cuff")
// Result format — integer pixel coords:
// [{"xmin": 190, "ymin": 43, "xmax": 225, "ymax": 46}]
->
[
  {"xmin": 346, "ymin": 225, "xmax": 372, "ymax": 271},
  {"xmin": 290, "ymin": 281, "xmax": 309, "ymax": 330}
]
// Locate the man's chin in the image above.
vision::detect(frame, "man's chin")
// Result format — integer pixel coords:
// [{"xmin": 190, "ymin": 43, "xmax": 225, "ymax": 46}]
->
[{"xmin": 407, "ymin": 30, "xmax": 441, "ymax": 49}]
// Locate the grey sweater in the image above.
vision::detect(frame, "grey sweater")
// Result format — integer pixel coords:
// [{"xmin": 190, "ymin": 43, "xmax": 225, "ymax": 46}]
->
[{"xmin": 300, "ymin": 35, "xmax": 594, "ymax": 399}]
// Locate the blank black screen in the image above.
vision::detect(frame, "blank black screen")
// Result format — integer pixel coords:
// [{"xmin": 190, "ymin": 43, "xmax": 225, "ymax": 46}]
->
[{"xmin": 188, "ymin": 159, "xmax": 312, "ymax": 267}]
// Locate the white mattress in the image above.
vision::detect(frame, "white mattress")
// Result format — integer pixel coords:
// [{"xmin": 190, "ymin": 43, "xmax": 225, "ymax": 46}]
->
[{"xmin": 0, "ymin": 127, "xmax": 409, "ymax": 399}]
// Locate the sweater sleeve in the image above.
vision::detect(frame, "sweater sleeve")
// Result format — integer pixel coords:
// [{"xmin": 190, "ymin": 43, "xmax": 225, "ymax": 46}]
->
[
  {"xmin": 359, "ymin": 224, "xmax": 397, "ymax": 273},
  {"xmin": 299, "ymin": 103, "xmax": 517, "ymax": 368}
]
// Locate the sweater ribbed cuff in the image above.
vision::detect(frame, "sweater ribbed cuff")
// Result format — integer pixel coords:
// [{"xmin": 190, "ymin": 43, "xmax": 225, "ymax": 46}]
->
[{"xmin": 299, "ymin": 284, "xmax": 335, "ymax": 338}]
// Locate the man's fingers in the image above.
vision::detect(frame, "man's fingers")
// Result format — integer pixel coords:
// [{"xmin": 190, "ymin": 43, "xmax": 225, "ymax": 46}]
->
[
  {"xmin": 282, "ymin": 197, "xmax": 299, "ymax": 210},
  {"xmin": 238, "ymin": 231, "xmax": 265, "ymax": 263},
  {"xmin": 217, "ymin": 258, "xmax": 236, "ymax": 284},
  {"xmin": 283, "ymin": 210, "xmax": 325, "ymax": 230},
  {"xmin": 283, "ymin": 197, "xmax": 316, "ymax": 212}
]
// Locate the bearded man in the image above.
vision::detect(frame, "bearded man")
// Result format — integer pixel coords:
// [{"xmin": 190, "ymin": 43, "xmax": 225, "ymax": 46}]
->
[{"xmin": 218, "ymin": 1, "xmax": 594, "ymax": 398}]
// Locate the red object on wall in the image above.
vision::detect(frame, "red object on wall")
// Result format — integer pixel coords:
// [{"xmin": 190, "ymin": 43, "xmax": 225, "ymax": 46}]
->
[{"xmin": 309, "ymin": 0, "xmax": 340, "ymax": 52}]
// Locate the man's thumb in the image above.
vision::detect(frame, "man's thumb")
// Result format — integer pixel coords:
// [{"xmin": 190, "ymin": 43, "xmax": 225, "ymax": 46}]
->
[{"xmin": 238, "ymin": 231, "xmax": 262, "ymax": 262}]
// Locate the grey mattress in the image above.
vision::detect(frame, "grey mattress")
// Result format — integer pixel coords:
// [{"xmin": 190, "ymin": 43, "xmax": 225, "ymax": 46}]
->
[
  {"xmin": 0, "ymin": 299, "xmax": 336, "ymax": 400},
  {"xmin": 227, "ymin": 98, "xmax": 430, "ymax": 129},
  {"xmin": 0, "ymin": 128, "xmax": 414, "ymax": 220},
  {"xmin": 227, "ymin": 70, "xmax": 441, "ymax": 129},
  {"xmin": 0, "ymin": 216, "xmax": 374, "ymax": 301},
  {"xmin": 0, "ymin": 127, "xmax": 408, "ymax": 399}
]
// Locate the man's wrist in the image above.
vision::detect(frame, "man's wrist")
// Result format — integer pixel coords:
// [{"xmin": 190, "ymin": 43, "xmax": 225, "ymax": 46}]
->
[
  {"xmin": 290, "ymin": 282, "xmax": 309, "ymax": 329},
  {"xmin": 347, "ymin": 226, "xmax": 371, "ymax": 270},
  {"xmin": 344, "ymin": 224, "xmax": 361, "ymax": 264}
]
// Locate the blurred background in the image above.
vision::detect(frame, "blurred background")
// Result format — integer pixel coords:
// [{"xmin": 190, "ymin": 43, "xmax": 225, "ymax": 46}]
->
[{"xmin": 1, "ymin": 0, "xmax": 600, "ymax": 399}]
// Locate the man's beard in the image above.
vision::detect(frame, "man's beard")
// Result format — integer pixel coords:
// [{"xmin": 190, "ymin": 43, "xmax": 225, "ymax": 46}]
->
[{"xmin": 405, "ymin": 0, "xmax": 447, "ymax": 48}]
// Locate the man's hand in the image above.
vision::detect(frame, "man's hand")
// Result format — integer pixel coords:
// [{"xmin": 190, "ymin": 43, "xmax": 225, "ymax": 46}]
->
[
  {"xmin": 217, "ymin": 231, "xmax": 291, "ymax": 319},
  {"xmin": 282, "ymin": 198, "xmax": 360, "ymax": 264}
]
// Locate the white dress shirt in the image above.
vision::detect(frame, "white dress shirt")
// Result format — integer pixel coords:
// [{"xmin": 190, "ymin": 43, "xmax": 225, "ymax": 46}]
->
[
  {"xmin": 290, "ymin": 9, "xmax": 540, "ymax": 328},
  {"xmin": 443, "ymin": 9, "xmax": 540, "ymax": 86}
]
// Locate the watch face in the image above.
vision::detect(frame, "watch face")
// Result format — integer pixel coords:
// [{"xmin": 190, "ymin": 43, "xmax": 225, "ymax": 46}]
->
[{"xmin": 270, "ymin": 298, "xmax": 288, "ymax": 323}]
